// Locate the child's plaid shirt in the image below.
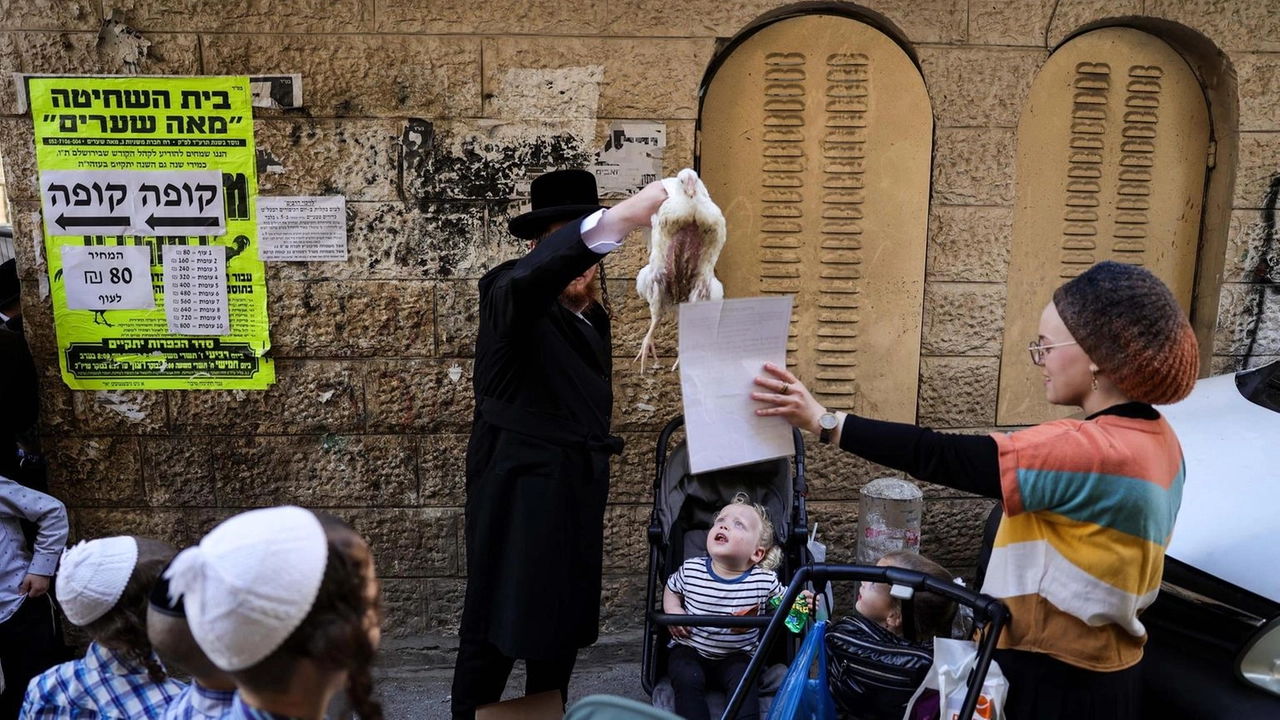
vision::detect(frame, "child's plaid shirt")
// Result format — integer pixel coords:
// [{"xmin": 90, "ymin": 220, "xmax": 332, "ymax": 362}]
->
[{"xmin": 22, "ymin": 641, "xmax": 186, "ymax": 719}]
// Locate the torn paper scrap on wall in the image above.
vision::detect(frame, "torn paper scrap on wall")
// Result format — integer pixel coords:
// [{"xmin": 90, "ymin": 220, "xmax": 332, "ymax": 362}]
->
[{"xmin": 592, "ymin": 122, "xmax": 666, "ymax": 197}]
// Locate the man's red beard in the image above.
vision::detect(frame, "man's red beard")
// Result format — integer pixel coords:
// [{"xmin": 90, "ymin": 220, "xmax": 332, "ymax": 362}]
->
[{"xmin": 560, "ymin": 269, "xmax": 603, "ymax": 314}]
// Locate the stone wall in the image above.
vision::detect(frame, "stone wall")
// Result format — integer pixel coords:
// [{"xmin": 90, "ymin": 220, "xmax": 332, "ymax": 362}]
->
[{"xmin": 0, "ymin": 0, "xmax": 1277, "ymax": 651}]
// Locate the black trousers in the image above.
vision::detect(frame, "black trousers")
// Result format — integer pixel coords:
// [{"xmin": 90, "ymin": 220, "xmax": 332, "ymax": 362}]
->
[
  {"xmin": 0, "ymin": 595, "xmax": 70, "ymax": 720},
  {"xmin": 995, "ymin": 649, "xmax": 1141, "ymax": 720},
  {"xmin": 450, "ymin": 637, "xmax": 577, "ymax": 720},
  {"xmin": 668, "ymin": 645, "xmax": 759, "ymax": 720}
]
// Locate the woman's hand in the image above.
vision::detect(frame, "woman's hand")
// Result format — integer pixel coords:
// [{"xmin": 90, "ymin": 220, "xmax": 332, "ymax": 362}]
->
[{"xmin": 752, "ymin": 363, "xmax": 826, "ymax": 436}]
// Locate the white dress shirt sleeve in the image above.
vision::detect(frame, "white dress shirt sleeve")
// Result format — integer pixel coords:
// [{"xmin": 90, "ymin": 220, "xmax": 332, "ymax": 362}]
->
[{"xmin": 579, "ymin": 209, "xmax": 627, "ymax": 254}]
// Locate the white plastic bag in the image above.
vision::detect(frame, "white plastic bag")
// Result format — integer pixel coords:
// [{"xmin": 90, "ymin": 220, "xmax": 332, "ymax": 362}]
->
[
  {"xmin": 902, "ymin": 638, "xmax": 1007, "ymax": 720},
  {"xmin": 806, "ymin": 524, "xmax": 834, "ymax": 618}
]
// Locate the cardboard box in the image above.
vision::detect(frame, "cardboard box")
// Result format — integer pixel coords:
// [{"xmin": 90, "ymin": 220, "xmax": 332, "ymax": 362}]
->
[{"xmin": 475, "ymin": 690, "xmax": 564, "ymax": 720}]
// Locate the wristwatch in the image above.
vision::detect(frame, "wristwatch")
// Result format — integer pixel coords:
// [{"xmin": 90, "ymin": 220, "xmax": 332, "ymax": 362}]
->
[{"xmin": 818, "ymin": 412, "xmax": 839, "ymax": 445}]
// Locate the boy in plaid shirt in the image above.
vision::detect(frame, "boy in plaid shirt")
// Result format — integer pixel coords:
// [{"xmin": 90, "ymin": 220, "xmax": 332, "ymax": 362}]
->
[{"xmin": 22, "ymin": 536, "xmax": 185, "ymax": 719}]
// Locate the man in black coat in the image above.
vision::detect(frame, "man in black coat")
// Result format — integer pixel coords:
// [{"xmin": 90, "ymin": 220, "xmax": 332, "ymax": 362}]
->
[
  {"xmin": 451, "ymin": 170, "xmax": 668, "ymax": 718},
  {"xmin": 0, "ymin": 259, "xmax": 37, "ymax": 483}
]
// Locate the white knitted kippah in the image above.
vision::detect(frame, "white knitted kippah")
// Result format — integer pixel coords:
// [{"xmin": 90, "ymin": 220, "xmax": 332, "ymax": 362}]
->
[
  {"xmin": 56, "ymin": 536, "xmax": 139, "ymax": 626},
  {"xmin": 165, "ymin": 506, "xmax": 329, "ymax": 672}
]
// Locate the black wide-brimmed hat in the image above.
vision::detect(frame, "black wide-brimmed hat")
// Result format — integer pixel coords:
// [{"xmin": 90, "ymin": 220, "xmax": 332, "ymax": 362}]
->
[{"xmin": 508, "ymin": 169, "xmax": 604, "ymax": 240}]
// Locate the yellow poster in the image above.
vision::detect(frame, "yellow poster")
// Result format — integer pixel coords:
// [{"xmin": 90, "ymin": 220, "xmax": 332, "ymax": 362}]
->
[{"xmin": 30, "ymin": 76, "xmax": 274, "ymax": 389}]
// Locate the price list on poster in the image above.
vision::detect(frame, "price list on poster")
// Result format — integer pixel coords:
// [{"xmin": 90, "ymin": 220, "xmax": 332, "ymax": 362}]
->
[{"xmin": 164, "ymin": 246, "xmax": 230, "ymax": 335}]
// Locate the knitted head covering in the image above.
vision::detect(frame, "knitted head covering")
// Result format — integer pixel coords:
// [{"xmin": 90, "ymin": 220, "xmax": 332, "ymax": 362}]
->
[
  {"xmin": 1052, "ymin": 261, "xmax": 1199, "ymax": 405},
  {"xmin": 56, "ymin": 537, "xmax": 139, "ymax": 626},
  {"xmin": 164, "ymin": 506, "xmax": 328, "ymax": 672}
]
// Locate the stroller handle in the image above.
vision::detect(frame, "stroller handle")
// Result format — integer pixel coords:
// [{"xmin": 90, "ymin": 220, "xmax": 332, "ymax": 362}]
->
[
  {"xmin": 722, "ymin": 564, "xmax": 1010, "ymax": 720},
  {"xmin": 651, "ymin": 612, "xmax": 772, "ymax": 629}
]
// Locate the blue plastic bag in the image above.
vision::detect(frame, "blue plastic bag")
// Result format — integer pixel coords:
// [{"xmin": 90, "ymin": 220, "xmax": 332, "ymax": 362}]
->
[{"xmin": 766, "ymin": 620, "xmax": 837, "ymax": 720}]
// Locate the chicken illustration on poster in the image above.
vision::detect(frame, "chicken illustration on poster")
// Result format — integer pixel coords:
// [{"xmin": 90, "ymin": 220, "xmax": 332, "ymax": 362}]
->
[{"xmin": 29, "ymin": 76, "xmax": 274, "ymax": 390}]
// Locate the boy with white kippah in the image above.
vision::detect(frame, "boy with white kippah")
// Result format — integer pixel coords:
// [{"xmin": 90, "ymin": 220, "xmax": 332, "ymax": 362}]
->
[
  {"xmin": 165, "ymin": 506, "xmax": 384, "ymax": 720},
  {"xmin": 23, "ymin": 535, "xmax": 185, "ymax": 719},
  {"xmin": 147, "ymin": 571, "xmax": 235, "ymax": 719}
]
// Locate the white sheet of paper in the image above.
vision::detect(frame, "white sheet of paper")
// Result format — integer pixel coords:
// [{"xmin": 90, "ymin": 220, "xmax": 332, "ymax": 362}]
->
[
  {"xmin": 163, "ymin": 245, "xmax": 229, "ymax": 335},
  {"xmin": 60, "ymin": 245, "xmax": 155, "ymax": 311},
  {"xmin": 256, "ymin": 196, "xmax": 348, "ymax": 261},
  {"xmin": 678, "ymin": 296, "xmax": 795, "ymax": 474},
  {"xmin": 40, "ymin": 169, "xmax": 226, "ymax": 237}
]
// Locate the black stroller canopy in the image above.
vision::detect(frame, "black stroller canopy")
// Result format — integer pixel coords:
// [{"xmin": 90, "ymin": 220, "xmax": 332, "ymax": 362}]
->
[{"xmin": 657, "ymin": 442, "xmax": 794, "ymax": 563}]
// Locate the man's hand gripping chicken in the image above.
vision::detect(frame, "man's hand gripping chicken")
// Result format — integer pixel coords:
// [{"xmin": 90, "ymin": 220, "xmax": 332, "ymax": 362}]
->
[{"xmin": 634, "ymin": 168, "xmax": 727, "ymax": 371}]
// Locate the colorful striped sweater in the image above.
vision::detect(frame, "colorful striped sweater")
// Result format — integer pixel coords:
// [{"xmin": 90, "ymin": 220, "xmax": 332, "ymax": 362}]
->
[{"xmin": 983, "ymin": 413, "xmax": 1185, "ymax": 671}]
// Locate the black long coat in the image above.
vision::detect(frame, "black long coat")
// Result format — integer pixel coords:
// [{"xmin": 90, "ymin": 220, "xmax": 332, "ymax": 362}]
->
[{"xmin": 460, "ymin": 220, "xmax": 622, "ymax": 660}]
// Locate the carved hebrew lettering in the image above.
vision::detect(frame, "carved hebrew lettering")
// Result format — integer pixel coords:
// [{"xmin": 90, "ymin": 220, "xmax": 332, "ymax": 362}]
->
[
  {"xmin": 702, "ymin": 15, "xmax": 931, "ymax": 421},
  {"xmin": 998, "ymin": 28, "xmax": 1208, "ymax": 425}
]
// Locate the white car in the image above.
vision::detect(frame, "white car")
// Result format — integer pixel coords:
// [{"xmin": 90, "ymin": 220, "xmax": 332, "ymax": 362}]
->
[{"xmin": 1144, "ymin": 360, "xmax": 1280, "ymax": 717}]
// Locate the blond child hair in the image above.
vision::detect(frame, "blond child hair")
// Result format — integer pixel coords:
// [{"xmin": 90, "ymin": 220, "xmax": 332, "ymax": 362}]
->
[{"xmin": 729, "ymin": 492, "xmax": 783, "ymax": 572}]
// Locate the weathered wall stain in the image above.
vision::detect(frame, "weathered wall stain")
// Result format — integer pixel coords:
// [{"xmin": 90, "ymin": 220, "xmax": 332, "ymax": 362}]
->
[
  {"xmin": 397, "ymin": 118, "xmax": 595, "ymax": 202},
  {"xmin": 97, "ymin": 10, "xmax": 150, "ymax": 72},
  {"xmin": 1241, "ymin": 173, "xmax": 1280, "ymax": 367}
]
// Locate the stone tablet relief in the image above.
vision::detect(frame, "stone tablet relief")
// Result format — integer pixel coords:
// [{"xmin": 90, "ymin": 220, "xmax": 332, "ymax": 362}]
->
[
  {"xmin": 997, "ymin": 27, "xmax": 1210, "ymax": 426},
  {"xmin": 699, "ymin": 14, "xmax": 932, "ymax": 423}
]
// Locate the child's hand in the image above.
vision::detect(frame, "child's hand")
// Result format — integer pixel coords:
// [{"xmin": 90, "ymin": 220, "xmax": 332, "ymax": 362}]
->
[
  {"xmin": 800, "ymin": 589, "xmax": 815, "ymax": 609},
  {"xmin": 20, "ymin": 573, "xmax": 50, "ymax": 598},
  {"xmin": 668, "ymin": 609, "xmax": 692, "ymax": 640}
]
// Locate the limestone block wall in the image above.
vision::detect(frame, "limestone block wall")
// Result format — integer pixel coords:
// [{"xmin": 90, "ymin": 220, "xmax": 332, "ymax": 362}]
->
[{"xmin": 0, "ymin": 0, "xmax": 1277, "ymax": 646}]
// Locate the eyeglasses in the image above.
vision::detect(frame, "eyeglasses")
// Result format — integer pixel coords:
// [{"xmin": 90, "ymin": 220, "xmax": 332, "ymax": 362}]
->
[{"xmin": 1028, "ymin": 340, "xmax": 1077, "ymax": 366}]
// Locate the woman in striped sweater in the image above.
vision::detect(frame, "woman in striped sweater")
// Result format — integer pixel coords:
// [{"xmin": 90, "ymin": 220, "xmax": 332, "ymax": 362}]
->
[{"xmin": 751, "ymin": 261, "xmax": 1199, "ymax": 720}]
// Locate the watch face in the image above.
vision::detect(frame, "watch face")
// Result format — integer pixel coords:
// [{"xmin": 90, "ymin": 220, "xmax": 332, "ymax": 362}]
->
[{"xmin": 820, "ymin": 413, "xmax": 838, "ymax": 430}]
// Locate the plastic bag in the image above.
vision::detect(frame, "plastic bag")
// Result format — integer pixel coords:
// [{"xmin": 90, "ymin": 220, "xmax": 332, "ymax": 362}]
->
[
  {"xmin": 902, "ymin": 638, "xmax": 1007, "ymax": 720},
  {"xmin": 766, "ymin": 620, "xmax": 837, "ymax": 720},
  {"xmin": 806, "ymin": 524, "xmax": 834, "ymax": 618}
]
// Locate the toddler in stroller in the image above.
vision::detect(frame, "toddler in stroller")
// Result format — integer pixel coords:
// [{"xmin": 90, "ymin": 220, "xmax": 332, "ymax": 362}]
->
[
  {"xmin": 642, "ymin": 417, "xmax": 811, "ymax": 720},
  {"xmin": 665, "ymin": 493, "xmax": 813, "ymax": 720},
  {"xmin": 826, "ymin": 551, "xmax": 959, "ymax": 720}
]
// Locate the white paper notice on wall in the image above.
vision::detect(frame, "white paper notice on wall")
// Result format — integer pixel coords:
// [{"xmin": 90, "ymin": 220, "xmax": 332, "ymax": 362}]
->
[
  {"xmin": 40, "ymin": 169, "xmax": 226, "ymax": 237},
  {"xmin": 678, "ymin": 295, "xmax": 796, "ymax": 474},
  {"xmin": 60, "ymin": 245, "xmax": 155, "ymax": 311},
  {"xmin": 256, "ymin": 196, "xmax": 348, "ymax": 262},
  {"xmin": 163, "ymin": 245, "xmax": 229, "ymax": 335}
]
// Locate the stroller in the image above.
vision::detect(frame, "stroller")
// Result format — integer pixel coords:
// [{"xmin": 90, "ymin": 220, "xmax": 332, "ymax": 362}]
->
[
  {"xmin": 723, "ymin": 564, "xmax": 1010, "ymax": 720},
  {"xmin": 639, "ymin": 421, "xmax": 1011, "ymax": 720},
  {"xmin": 641, "ymin": 415, "xmax": 812, "ymax": 715}
]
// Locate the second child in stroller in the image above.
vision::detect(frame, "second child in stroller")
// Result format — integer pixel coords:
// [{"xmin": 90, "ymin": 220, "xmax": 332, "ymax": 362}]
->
[{"xmin": 664, "ymin": 493, "xmax": 811, "ymax": 720}]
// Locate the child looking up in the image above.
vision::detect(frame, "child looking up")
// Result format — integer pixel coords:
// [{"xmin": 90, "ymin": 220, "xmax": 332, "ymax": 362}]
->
[
  {"xmin": 856, "ymin": 550, "xmax": 958, "ymax": 642},
  {"xmin": 663, "ymin": 493, "xmax": 785, "ymax": 720},
  {"xmin": 23, "ymin": 536, "xmax": 185, "ymax": 719}
]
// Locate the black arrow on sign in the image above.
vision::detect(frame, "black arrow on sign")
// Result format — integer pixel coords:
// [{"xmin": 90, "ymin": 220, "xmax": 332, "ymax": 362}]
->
[
  {"xmin": 146, "ymin": 214, "xmax": 221, "ymax": 230},
  {"xmin": 55, "ymin": 214, "xmax": 129, "ymax": 231}
]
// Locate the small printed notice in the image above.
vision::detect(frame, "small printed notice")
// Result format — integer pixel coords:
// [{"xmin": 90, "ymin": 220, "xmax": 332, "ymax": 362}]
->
[
  {"xmin": 257, "ymin": 196, "xmax": 348, "ymax": 261},
  {"xmin": 60, "ymin": 245, "xmax": 155, "ymax": 311},
  {"xmin": 678, "ymin": 296, "xmax": 796, "ymax": 474},
  {"xmin": 164, "ymin": 245, "xmax": 229, "ymax": 335}
]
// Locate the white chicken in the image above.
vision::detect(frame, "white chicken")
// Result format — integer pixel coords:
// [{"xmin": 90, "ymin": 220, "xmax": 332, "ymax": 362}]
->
[{"xmin": 634, "ymin": 168, "xmax": 727, "ymax": 371}]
